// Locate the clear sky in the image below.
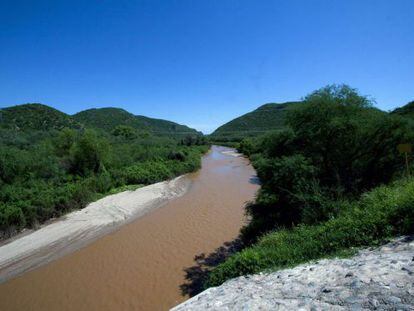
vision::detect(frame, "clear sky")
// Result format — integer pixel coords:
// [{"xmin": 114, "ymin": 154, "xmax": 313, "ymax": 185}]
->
[{"xmin": 1, "ymin": 0, "xmax": 413, "ymax": 133}]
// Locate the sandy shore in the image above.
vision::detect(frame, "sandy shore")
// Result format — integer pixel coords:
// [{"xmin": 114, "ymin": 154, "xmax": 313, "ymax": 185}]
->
[{"xmin": 0, "ymin": 175, "xmax": 191, "ymax": 283}]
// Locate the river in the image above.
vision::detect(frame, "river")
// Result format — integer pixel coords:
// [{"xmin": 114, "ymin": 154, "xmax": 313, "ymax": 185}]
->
[{"xmin": 0, "ymin": 146, "xmax": 259, "ymax": 310}]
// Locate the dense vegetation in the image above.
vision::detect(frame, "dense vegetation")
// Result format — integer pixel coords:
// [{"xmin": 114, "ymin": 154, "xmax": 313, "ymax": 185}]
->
[
  {"xmin": 73, "ymin": 107, "xmax": 201, "ymax": 137},
  {"xmin": 210, "ymin": 101, "xmax": 303, "ymax": 142},
  {"xmin": 206, "ymin": 85, "xmax": 414, "ymax": 287},
  {"xmin": 1, "ymin": 103, "xmax": 201, "ymax": 138},
  {"xmin": 0, "ymin": 103, "xmax": 81, "ymax": 131},
  {"xmin": 207, "ymin": 178, "xmax": 414, "ymax": 286},
  {"xmin": 0, "ymin": 104, "xmax": 207, "ymax": 239},
  {"xmin": 392, "ymin": 100, "xmax": 414, "ymax": 119}
]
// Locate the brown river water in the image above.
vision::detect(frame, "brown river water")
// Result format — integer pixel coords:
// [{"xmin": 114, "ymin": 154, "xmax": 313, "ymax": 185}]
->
[{"xmin": 0, "ymin": 146, "xmax": 259, "ymax": 311}]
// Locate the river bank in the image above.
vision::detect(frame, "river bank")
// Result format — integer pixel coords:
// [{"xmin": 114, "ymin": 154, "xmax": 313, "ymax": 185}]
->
[
  {"xmin": 173, "ymin": 236, "xmax": 414, "ymax": 310},
  {"xmin": 0, "ymin": 146, "xmax": 259, "ymax": 311},
  {"xmin": 0, "ymin": 175, "xmax": 191, "ymax": 283}
]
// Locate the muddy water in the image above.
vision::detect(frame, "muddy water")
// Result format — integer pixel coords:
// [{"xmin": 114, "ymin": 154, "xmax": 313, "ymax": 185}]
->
[{"xmin": 0, "ymin": 146, "xmax": 258, "ymax": 311}]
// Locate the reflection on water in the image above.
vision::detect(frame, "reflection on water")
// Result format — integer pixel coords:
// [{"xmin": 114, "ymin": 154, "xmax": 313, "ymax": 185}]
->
[{"xmin": 0, "ymin": 146, "xmax": 259, "ymax": 311}]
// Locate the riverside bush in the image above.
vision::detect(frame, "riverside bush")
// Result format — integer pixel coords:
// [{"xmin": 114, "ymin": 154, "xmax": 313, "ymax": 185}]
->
[
  {"xmin": 206, "ymin": 178, "xmax": 414, "ymax": 287},
  {"xmin": 238, "ymin": 85, "xmax": 414, "ymax": 243},
  {"xmin": 206, "ymin": 85, "xmax": 414, "ymax": 289},
  {"xmin": 0, "ymin": 126, "xmax": 208, "ymax": 238}
]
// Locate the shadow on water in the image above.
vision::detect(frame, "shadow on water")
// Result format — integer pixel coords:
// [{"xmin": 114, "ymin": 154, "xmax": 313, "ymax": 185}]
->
[
  {"xmin": 249, "ymin": 175, "xmax": 261, "ymax": 185},
  {"xmin": 179, "ymin": 238, "xmax": 244, "ymax": 297}
]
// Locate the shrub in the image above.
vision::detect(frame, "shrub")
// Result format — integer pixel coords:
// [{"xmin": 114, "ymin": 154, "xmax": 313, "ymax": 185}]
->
[
  {"xmin": 0, "ymin": 125, "xmax": 208, "ymax": 237},
  {"xmin": 0, "ymin": 203, "xmax": 26, "ymax": 237},
  {"xmin": 0, "ymin": 147, "xmax": 29, "ymax": 183},
  {"xmin": 111, "ymin": 125, "xmax": 137, "ymax": 140},
  {"xmin": 241, "ymin": 85, "xmax": 414, "ymax": 242},
  {"xmin": 70, "ymin": 130, "xmax": 109, "ymax": 176}
]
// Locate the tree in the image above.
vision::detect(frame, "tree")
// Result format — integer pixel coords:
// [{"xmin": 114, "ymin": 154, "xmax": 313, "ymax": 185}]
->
[
  {"xmin": 0, "ymin": 147, "xmax": 28, "ymax": 184},
  {"xmin": 111, "ymin": 125, "xmax": 137, "ymax": 140},
  {"xmin": 54, "ymin": 128, "xmax": 77, "ymax": 156},
  {"xmin": 70, "ymin": 130, "xmax": 109, "ymax": 176},
  {"xmin": 241, "ymin": 85, "xmax": 414, "ymax": 242}
]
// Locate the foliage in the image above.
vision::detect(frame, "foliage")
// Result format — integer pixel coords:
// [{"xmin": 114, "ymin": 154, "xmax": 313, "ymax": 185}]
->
[
  {"xmin": 209, "ymin": 101, "xmax": 303, "ymax": 142},
  {"xmin": 111, "ymin": 125, "xmax": 138, "ymax": 139},
  {"xmin": 205, "ymin": 85, "xmax": 414, "ymax": 289},
  {"xmin": 238, "ymin": 85, "xmax": 414, "ymax": 243},
  {"xmin": 70, "ymin": 130, "xmax": 109, "ymax": 176},
  {"xmin": 0, "ymin": 104, "xmax": 208, "ymax": 239},
  {"xmin": 392, "ymin": 100, "xmax": 414, "ymax": 119},
  {"xmin": 73, "ymin": 107, "xmax": 201, "ymax": 138},
  {"xmin": 206, "ymin": 177, "xmax": 414, "ymax": 287},
  {"xmin": 0, "ymin": 103, "xmax": 81, "ymax": 131}
]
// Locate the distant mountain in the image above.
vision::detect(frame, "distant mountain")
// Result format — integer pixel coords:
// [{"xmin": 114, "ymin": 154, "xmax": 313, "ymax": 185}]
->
[
  {"xmin": 73, "ymin": 108, "xmax": 148, "ymax": 132},
  {"xmin": 391, "ymin": 101, "xmax": 414, "ymax": 119},
  {"xmin": 211, "ymin": 101, "xmax": 303, "ymax": 140},
  {"xmin": 0, "ymin": 103, "xmax": 81, "ymax": 131},
  {"xmin": 134, "ymin": 115, "xmax": 201, "ymax": 136},
  {"xmin": 73, "ymin": 107, "xmax": 200, "ymax": 136},
  {"xmin": 0, "ymin": 104, "xmax": 200, "ymax": 137}
]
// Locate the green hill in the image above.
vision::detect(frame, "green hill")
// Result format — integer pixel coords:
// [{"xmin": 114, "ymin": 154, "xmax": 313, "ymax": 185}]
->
[
  {"xmin": 0, "ymin": 103, "xmax": 81, "ymax": 131},
  {"xmin": 210, "ymin": 101, "xmax": 303, "ymax": 141},
  {"xmin": 391, "ymin": 100, "xmax": 414, "ymax": 119},
  {"xmin": 0, "ymin": 104, "xmax": 200, "ymax": 137},
  {"xmin": 73, "ymin": 108, "xmax": 149, "ymax": 132},
  {"xmin": 73, "ymin": 107, "xmax": 200, "ymax": 136},
  {"xmin": 135, "ymin": 115, "xmax": 201, "ymax": 136}
]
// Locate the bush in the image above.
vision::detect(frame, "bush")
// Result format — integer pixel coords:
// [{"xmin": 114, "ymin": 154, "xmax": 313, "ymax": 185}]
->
[
  {"xmin": 240, "ymin": 85, "xmax": 414, "ymax": 241},
  {"xmin": 167, "ymin": 150, "xmax": 186, "ymax": 161},
  {"xmin": 0, "ymin": 125, "xmax": 208, "ymax": 238},
  {"xmin": 123, "ymin": 161, "xmax": 173, "ymax": 184},
  {"xmin": 111, "ymin": 125, "xmax": 137, "ymax": 140},
  {"xmin": 0, "ymin": 147, "xmax": 29, "ymax": 183},
  {"xmin": 70, "ymin": 130, "xmax": 109, "ymax": 176},
  {"xmin": 0, "ymin": 203, "xmax": 26, "ymax": 237}
]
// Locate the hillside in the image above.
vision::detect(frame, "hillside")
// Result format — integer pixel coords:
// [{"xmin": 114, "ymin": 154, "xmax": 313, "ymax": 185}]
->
[
  {"xmin": 73, "ymin": 108, "xmax": 149, "ymax": 132},
  {"xmin": 392, "ymin": 100, "xmax": 414, "ymax": 119},
  {"xmin": 210, "ymin": 101, "xmax": 303, "ymax": 141},
  {"xmin": 0, "ymin": 102, "xmax": 208, "ymax": 241},
  {"xmin": 0, "ymin": 103, "xmax": 81, "ymax": 131},
  {"xmin": 73, "ymin": 107, "xmax": 200, "ymax": 136},
  {"xmin": 0, "ymin": 104, "xmax": 200, "ymax": 137},
  {"xmin": 135, "ymin": 115, "xmax": 201, "ymax": 136}
]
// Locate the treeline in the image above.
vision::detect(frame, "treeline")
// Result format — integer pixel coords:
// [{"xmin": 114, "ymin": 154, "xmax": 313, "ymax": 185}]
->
[
  {"xmin": 0, "ymin": 125, "xmax": 208, "ymax": 239},
  {"xmin": 206, "ymin": 85, "xmax": 414, "ymax": 287}
]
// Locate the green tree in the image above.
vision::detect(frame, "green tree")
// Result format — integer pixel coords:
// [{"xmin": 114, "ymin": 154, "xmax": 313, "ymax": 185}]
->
[
  {"xmin": 0, "ymin": 147, "xmax": 28, "ymax": 184},
  {"xmin": 111, "ymin": 125, "xmax": 137, "ymax": 140},
  {"xmin": 241, "ymin": 85, "xmax": 414, "ymax": 242},
  {"xmin": 70, "ymin": 130, "xmax": 109, "ymax": 176},
  {"xmin": 54, "ymin": 128, "xmax": 77, "ymax": 156}
]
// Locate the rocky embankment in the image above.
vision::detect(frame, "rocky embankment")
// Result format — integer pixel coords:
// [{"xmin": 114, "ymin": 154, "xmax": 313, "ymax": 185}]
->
[{"xmin": 173, "ymin": 236, "xmax": 414, "ymax": 310}]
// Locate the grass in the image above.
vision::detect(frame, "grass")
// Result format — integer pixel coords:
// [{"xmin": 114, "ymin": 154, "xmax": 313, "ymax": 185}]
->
[{"xmin": 205, "ymin": 177, "xmax": 414, "ymax": 287}]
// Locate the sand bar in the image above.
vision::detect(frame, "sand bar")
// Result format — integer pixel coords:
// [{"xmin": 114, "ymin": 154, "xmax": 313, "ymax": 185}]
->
[{"xmin": 0, "ymin": 175, "xmax": 191, "ymax": 283}]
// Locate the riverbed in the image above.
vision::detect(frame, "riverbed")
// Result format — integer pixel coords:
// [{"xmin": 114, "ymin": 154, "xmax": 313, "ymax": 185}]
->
[{"xmin": 0, "ymin": 146, "xmax": 259, "ymax": 311}]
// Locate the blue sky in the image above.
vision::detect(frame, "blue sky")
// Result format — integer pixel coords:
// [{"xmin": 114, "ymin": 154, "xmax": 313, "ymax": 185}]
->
[{"xmin": 1, "ymin": 0, "xmax": 413, "ymax": 133}]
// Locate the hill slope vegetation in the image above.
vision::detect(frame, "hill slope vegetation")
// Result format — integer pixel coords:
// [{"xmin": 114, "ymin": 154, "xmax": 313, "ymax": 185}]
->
[
  {"xmin": 392, "ymin": 100, "xmax": 414, "ymax": 119},
  {"xmin": 0, "ymin": 103, "xmax": 207, "ymax": 239},
  {"xmin": 0, "ymin": 103, "xmax": 81, "ymax": 131},
  {"xmin": 73, "ymin": 107, "xmax": 200, "ymax": 136},
  {"xmin": 210, "ymin": 101, "xmax": 303, "ymax": 142},
  {"xmin": 205, "ymin": 85, "xmax": 414, "ymax": 289}
]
